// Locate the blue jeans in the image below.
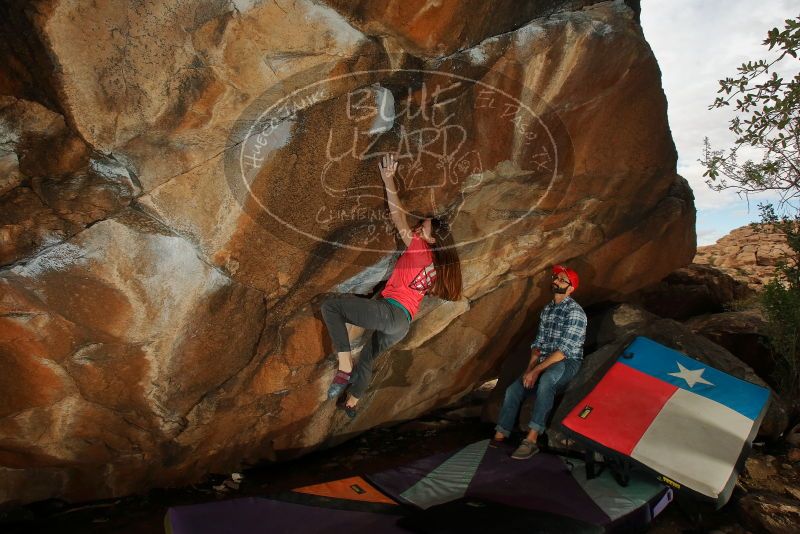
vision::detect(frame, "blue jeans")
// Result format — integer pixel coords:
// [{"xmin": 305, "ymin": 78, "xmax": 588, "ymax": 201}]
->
[{"xmin": 495, "ymin": 358, "xmax": 581, "ymax": 435}]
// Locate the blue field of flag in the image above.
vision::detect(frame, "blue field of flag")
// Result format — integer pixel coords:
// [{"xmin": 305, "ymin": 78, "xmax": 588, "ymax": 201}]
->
[{"xmin": 619, "ymin": 337, "xmax": 770, "ymax": 421}]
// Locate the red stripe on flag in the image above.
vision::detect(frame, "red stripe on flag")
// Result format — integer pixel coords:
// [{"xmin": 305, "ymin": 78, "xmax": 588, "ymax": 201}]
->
[{"xmin": 562, "ymin": 362, "xmax": 677, "ymax": 455}]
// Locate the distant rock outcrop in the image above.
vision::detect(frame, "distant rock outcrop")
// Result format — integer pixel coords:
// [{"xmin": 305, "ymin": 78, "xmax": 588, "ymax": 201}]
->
[{"xmin": 694, "ymin": 224, "xmax": 793, "ymax": 291}]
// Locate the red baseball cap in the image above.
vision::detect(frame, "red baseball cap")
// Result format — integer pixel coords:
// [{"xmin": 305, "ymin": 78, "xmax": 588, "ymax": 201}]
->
[{"xmin": 552, "ymin": 264, "xmax": 579, "ymax": 290}]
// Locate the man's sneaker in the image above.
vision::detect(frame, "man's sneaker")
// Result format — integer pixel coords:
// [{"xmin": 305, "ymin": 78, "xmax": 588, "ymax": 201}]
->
[
  {"xmin": 511, "ymin": 439, "xmax": 539, "ymax": 460},
  {"xmin": 489, "ymin": 437, "xmax": 507, "ymax": 448}
]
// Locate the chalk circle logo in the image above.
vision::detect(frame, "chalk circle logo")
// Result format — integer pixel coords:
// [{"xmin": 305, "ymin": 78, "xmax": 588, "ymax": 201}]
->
[{"xmin": 224, "ymin": 60, "xmax": 572, "ymax": 265}]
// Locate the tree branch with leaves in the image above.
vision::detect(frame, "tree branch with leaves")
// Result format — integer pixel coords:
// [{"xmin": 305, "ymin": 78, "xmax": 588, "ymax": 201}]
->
[{"xmin": 701, "ymin": 16, "xmax": 800, "ymax": 207}]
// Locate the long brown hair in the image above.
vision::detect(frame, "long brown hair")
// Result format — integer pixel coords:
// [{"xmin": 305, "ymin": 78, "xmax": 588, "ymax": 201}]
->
[{"xmin": 428, "ymin": 218, "xmax": 462, "ymax": 301}]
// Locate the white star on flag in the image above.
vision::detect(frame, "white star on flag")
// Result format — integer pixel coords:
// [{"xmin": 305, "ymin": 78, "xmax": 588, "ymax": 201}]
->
[{"xmin": 668, "ymin": 362, "xmax": 714, "ymax": 388}]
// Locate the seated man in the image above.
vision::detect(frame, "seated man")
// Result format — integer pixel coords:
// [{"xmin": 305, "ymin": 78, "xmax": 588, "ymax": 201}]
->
[{"xmin": 493, "ymin": 264, "xmax": 587, "ymax": 459}]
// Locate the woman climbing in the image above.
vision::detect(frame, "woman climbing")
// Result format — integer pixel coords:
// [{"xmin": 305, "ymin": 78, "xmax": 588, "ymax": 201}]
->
[{"xmin": 320, "ymin": 153, "xmax": 463, "ymax": 417}]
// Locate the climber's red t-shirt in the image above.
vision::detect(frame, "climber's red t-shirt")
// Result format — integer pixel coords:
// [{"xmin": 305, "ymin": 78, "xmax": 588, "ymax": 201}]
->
[{"xmin": 380, "ymin": 235, "xmax": 437, "ymax": 319}]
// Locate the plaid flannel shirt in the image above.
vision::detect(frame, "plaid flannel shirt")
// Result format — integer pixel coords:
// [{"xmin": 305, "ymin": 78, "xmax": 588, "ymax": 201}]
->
[{"xmin": 529, "ymin": 296, "xmax": 587, "ymax": 360}]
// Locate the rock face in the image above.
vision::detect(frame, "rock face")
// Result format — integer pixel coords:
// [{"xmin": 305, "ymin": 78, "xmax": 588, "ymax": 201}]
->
[
  {"xmin": 625, "ymin": 263, "xmax": 753, "ymax": 320},
  {"xmin": 739, "ymin": 492, "xmax": 800, "ymax": 534},
  {"xmin": 324, "ymin": 0, "xmax": 601, "ymax": 57},
  {"xmin": 737, "ymin": 454, "xmax": 800, "ymax": 534},
  {"xmin": 686, "ymin": 310, "xmax": 775, "ymax": 386},
  {"xmin": 695, "ymin": 224, "xmax": 793, "ymax": 291},
  {"xmin": 0, "ymin": 0, "xmax": 694, "ymax": 506}
]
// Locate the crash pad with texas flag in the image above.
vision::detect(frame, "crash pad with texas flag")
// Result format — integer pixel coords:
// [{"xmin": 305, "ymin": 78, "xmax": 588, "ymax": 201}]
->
[{"xmin": 560, "ymin": 336, "xmax": 770, "ymax": 507}]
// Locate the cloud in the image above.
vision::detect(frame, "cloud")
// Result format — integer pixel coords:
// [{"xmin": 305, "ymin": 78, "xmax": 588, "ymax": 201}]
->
[
  {"xmin": 696, "ymin": 226, "xmax": 727, "ymax": 246},
  {"xmin": 641, "ymin": 0, "xmax": 798, "ymax": 239}
]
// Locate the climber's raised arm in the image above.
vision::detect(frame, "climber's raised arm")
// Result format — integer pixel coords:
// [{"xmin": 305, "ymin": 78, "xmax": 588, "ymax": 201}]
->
[{"xmin": 379, "ymin": 154, "xmax": 413, "ymax": 247}]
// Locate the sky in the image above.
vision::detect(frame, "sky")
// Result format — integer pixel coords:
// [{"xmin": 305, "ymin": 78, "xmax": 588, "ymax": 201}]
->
[{"xmin": 640, "ymin": 0, "xmax": 798, "ymax": 245}]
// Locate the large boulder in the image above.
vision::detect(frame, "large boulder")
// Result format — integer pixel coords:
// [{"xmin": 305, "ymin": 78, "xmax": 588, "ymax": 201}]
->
[
  {"xmin": 686, "ymin": 310, "xmax": 775, "ymax": 387},
  {"xmin": 625, "ymin": 263, "xmax": 753, "ymax": 320},
  {"xmin": 0, "ymin": 0, "xmax": 695, "ymax": 505}
]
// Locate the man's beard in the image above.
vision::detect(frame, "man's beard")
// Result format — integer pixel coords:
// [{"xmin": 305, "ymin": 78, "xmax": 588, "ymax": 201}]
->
[{"xmin": 551, "ymin": 284, "xmax": 568, "ymax": 294}]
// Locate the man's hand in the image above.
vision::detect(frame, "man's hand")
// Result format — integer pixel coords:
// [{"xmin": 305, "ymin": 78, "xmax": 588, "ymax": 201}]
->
[{"xmin": 523, "ymin": 369, "xmax": 540, "ymax": 389}]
